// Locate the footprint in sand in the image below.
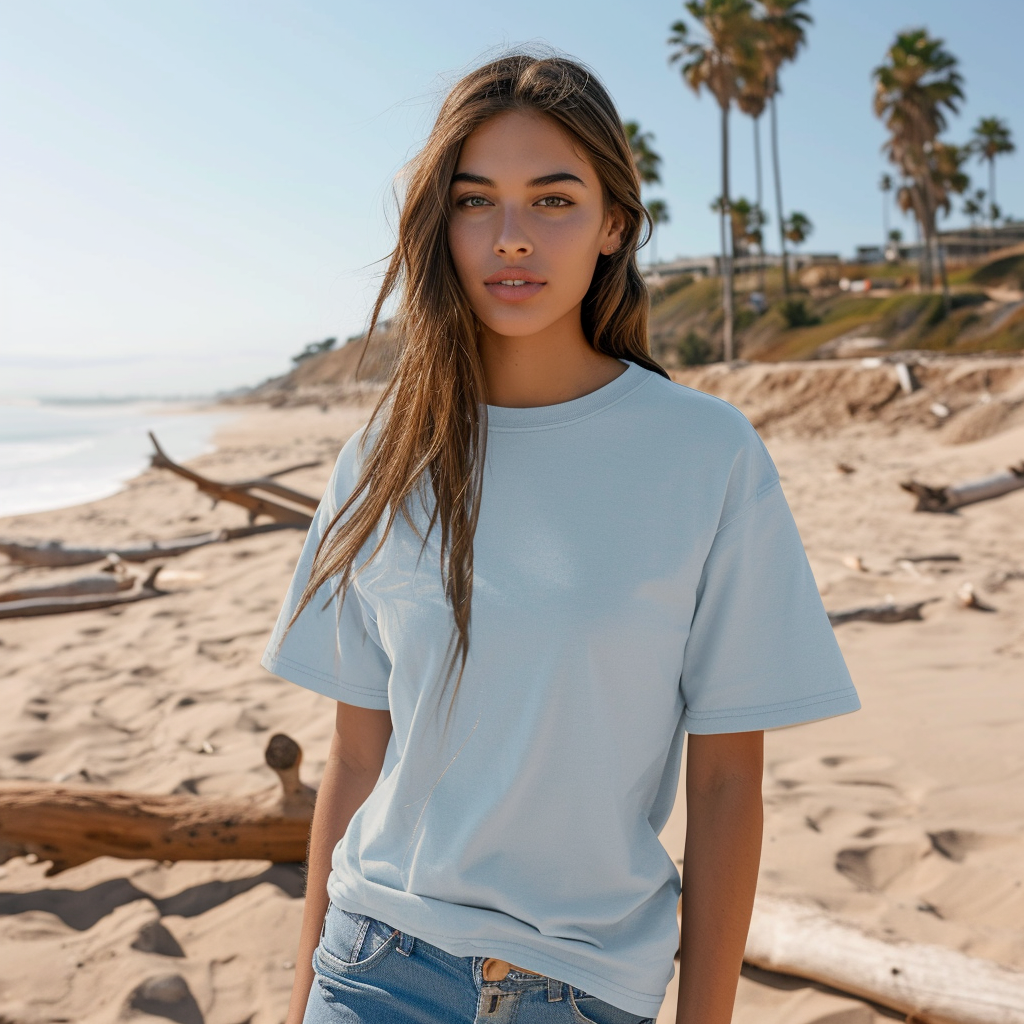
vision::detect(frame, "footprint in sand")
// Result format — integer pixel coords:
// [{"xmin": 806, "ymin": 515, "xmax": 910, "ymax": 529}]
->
[
  {"xmin": 130, "ymin": 920, "xmax": 185, "ymax": 957},
  {"xmin": 926, "ymin": 828, "xmax": 1013, "ymax": 862},
  {"xmin": 835, "ymin": 841, "xmax": 931, "ymax": 891}
]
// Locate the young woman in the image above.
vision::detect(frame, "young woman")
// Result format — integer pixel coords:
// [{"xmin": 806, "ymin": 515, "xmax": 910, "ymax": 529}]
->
[{"xmin": 262, "ymin": 53, "xmax": 860, "ymax": 1024}]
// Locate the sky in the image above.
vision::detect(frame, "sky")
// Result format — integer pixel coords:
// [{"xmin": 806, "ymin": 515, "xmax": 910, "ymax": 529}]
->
[{"xmin": 2, "ymin": 0, "xmax": 1022, "ymax": 399}]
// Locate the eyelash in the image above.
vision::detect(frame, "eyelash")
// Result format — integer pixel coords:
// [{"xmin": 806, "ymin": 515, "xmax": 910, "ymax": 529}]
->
[{"xmin": 456, "ymin": 196, "xmax": 573, "ymax": 208}]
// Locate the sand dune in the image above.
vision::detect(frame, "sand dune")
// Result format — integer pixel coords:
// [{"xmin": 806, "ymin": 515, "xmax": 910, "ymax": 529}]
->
[{"xmin": 1, "ymin": 362, "xmax": 1023, "ymax": 1023}]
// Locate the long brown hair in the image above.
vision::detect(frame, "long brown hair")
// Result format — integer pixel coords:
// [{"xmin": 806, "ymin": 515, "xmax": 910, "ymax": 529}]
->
[{"xmin": 287, "ymin": 52, "xmax": 668, "ymax": 727}]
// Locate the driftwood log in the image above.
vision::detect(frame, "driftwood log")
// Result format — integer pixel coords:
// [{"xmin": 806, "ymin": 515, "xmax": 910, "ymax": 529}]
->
[
  {"xmin": 828, "ymin": 598, "xmax": 939, "ymax": 627},
  {"xmin": 901, "ymin": 462, "xmax": 1024, "ymax": 513},
  {"xmin": 0, "ymin": 565, "xmax": 166, "ymax": 620},
  {"xmin": 746, "ymin": 894, "xmax": 1024, "ymax": 1024},
  {"xmin": 0, "ymin": 734, "xmax": 315, "ymax": 874},
  {"xmin": 0, "ymin": 572, "xmax": 134, "ymax": 602},
  {"xmin": 0, "ymin": 523, "xmax": 293, "ymax": 569},
  {"xmin": 148, "ymin": 433, "xmax": 316, "ymax": 527}
]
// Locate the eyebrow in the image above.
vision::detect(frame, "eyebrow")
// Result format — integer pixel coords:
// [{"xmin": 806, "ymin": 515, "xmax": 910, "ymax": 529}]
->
[{"xmin": 450, "ymin": 171, "xmax": 587, "ymax": 188}]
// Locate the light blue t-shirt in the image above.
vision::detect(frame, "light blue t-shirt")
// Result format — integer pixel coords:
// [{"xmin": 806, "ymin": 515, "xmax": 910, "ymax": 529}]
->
[{"xmin": 261, "ymin": 360, "xmax": 860, "ymax": 1017}]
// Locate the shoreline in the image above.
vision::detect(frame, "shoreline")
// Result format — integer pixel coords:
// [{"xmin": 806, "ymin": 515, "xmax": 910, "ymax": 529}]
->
[{"xmin": 0, "ymin": 398, "xmax": 237, "ymax": 522}]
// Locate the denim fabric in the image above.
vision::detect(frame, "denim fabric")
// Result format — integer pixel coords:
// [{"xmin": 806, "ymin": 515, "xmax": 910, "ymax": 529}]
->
[{"xmin": 302, "ymin": 899, "xmax": 657, "ymax": 1024}]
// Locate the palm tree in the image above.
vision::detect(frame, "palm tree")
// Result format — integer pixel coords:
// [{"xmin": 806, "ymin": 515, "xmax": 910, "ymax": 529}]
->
[
  {"xmin": 646, "ymin": 199, "xmax": 671, "ymax": 264},
  {"xmin": 928, "ymin": 141, "xmax": 972, "ymax": 299},
  {"xmin": 873, "ymin": 28, "xmax": 964, "ymax": 309},
  {"xmin": 711, "ymin": 194, "xmax": 761, "ymax": 256},
  {"xmin": 962, "ymin": 189, "xmax": 985, "ymax": 227},
  {"xmin": 970, "ymin": 116, "xmax": 1015, "ymax": 231},
  {"xmin": 760, "ymin": 0, "xmax": 812, "ymax": 295},
  {"xmin": 783, "ymin": 210, "xmax": 813, "ymax": 252},
  {"xmin": 879, "ymin": 173, "xmax": 893, "ymax": 249},
  {"xmin": 624, "ymin": 121, "xmax": 664, "ymax": 187},
  {"xmin": 668, "ymin": 0, "xmax": 760, "ymax": 361}
]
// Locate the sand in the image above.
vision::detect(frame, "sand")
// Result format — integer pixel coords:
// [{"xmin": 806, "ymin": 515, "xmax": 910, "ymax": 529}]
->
[{"xmin": 1, "ymin": 364, "xmax": 1022, "ymax": 1024}]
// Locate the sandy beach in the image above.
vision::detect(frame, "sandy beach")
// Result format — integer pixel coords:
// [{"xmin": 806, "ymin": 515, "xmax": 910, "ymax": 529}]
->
[{"xmin": 1, "ymin": 361, "xmax": 1023, "ymax": 1024}]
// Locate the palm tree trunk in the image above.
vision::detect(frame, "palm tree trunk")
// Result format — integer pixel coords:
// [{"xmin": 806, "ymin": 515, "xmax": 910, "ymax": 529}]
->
[
  {"xmin": 721, "ymin": 101, "xmax": 735, "ymax": 363},
  {"xmin": 936, "ymin": 232, "xmax": 950, "ymax": 311},
  {"xmin": 754, "ymin": 115, "xmax": 765, "ymax": 296},
  {"xmin": 923, "ymin": 177, "xmax": 950, "ymax": 313},
  {"xmin": 989, "ymin": 157, "xmax": 996, "ymax": 233},
  {"xmin": 882, "ymin": 190, "xmax": 889, "ymax": 248},
  {"xmin": 913, "ymin": 185, "xmax": 932, "ymax": 289},
  {"xmin": 770, "ymin": 89, "xmax": 789, "ymax": 294},
  {"xmin": 910, "ymin": 208, "xmax": 924, "ymax": 289}
]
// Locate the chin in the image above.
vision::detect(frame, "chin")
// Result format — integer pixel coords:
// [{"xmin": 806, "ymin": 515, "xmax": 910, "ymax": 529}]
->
[
  {"xmin": 474, "ymin": 305, "xmax": 571, "ymax": 340},
  {"xmin": 481, "ymin": 320, "xmax": 555, "ymax": 339}
]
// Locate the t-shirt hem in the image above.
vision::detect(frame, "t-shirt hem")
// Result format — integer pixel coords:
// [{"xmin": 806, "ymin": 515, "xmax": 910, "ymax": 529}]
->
[
  {"xmin": 682, "ymin": 686, "xmax": 861, "ymax": 734},
  {"xmin": 327, "ymin": 886, "xmax": 667, "ymax": 1017},
  {"xmin": 260, "ymin": 651, "xmax": 390, "ymax": 710}
]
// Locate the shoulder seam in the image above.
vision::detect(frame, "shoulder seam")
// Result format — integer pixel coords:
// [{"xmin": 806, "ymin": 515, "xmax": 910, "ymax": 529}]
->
[{"xmin": 714, "ymin": 475, "xmax": 782, "ymax": 536}]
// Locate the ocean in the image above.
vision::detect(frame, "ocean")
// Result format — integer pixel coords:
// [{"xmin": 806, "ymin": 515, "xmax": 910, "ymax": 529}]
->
[{"xmin": 0, "ymin": 400, "xmax": 234, "ymax": 519}]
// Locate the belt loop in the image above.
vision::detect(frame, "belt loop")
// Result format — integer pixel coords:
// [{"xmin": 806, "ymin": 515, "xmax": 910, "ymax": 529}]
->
[
  {"xmin": 547, "ymin": 977, "xmax": 563, "ymax": 1002},
  {"xmin": 395, "ymin": 928, "xmax": 415, "ymax": 956}
]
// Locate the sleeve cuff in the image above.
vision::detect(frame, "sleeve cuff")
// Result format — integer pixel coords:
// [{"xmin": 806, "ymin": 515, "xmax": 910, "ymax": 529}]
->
[
  {"xmin": 260, "ymin": 651, "xmax": 391, "ymax": 710},
  {"xmin": 682, "ymin": 686, "xmax": 862, "ymax": 734}
]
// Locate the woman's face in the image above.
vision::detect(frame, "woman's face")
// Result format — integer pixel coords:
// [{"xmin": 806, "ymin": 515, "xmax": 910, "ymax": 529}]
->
[{"xmin": 447, "ymin": 110, "xmax": 624, "ymax": 340}]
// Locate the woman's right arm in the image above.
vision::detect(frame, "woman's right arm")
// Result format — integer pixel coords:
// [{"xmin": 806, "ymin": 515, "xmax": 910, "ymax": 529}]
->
[{"xmin": 285, "ymin": 700, "xmax": 394, "ymax": 1024}]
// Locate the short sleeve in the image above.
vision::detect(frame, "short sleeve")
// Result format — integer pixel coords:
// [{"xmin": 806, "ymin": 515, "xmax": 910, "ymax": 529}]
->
[
  {"xmin": 679, "ymin": 447, "xmax": 861, "ymax": 734},
  {"xmin": 260, "ymin": 426, "xmax": 392, "ymax": 710}
]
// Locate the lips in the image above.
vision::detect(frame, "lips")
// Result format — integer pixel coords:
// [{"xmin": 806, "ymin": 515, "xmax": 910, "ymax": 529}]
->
[
  {"xmin": 483, "ymin": 267, "xmax": 546, "ymax": 285},
  {"xmin": 483, "ymin": 267, "xmax": 546, "ymax": 303}
]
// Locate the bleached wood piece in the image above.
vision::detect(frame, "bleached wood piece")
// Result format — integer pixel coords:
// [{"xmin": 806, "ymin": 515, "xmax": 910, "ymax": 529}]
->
[
  {"xmin": 0, "ymin": 573, "xmax": 134, "ymax": 602},
  {"xmin": 0, "ymin": 523, "xmax": 293, "ymax": 568},
  {"xmin": 827, "ymin": 599, "xmax": 937, "ymax": 626},
  {"xmin": 0, "ymin": 565, "xmax": 165, "ymax": 619},
  {"xmin": 746, "ymin": 894, "xmax": 1024, "ymax": 1024},
  {"xmin": 901, "ymin": 463, "xmax": 1024, "ymax": 513},
  {"xmin": 0, "ymin": 734, "xmax": 315, "ymax": 874},
  {"xmin": 148, "ymin": 432, "xmax": 314, "ymax": 527}
]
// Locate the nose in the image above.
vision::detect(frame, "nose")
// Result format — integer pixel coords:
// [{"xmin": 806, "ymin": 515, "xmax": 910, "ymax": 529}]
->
[{"xmin": 494, "ymin": 207, "xmax": 533, "ymax": 259}]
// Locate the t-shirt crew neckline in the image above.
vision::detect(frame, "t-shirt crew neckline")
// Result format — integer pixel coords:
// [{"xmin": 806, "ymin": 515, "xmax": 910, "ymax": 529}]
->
[{"xmin": 484, "ymin": 359, "xmax": 649, "ymax": 431}]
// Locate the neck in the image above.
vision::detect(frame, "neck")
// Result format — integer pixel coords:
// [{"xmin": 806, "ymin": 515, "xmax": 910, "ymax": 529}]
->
[{"xmin": 477, "ymin": 306, "xmax": 627, "ymax": 408}]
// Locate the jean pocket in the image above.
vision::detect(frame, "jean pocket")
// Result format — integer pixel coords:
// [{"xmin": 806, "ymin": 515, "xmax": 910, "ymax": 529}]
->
[
  {"xmin": 566, "ymin": 986, "xmax": 655, "ymax": 1024},
  {"xmin": 314, "ymin": 901, "xmax": 400, "ymax": 981}
]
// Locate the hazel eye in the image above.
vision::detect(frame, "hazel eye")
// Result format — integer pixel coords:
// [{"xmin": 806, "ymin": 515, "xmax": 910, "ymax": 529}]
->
[
  {"xmin": 537, "ymin": 196, "xmax": 572, "ymax": 207},
  {"xmin": 458, "ymin": 195, "xmax": 491, "ymax": 207}
]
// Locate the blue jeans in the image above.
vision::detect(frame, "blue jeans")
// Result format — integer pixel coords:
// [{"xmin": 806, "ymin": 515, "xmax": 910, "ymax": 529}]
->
[{"xmin": 302, "ymin": 899, "xmax": 657, "ymax": 1023}]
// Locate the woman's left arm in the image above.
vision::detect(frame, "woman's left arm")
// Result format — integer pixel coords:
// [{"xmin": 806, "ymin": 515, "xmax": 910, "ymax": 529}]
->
[{"xmin": 674, "ymin": 730, "xmax": 764, "ymax": 1024}]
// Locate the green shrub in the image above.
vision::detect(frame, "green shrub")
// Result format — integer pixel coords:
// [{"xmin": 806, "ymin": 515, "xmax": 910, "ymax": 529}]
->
[
  {"xmin": 292, "ymin": 337, "xmax": 337, "ymax": 364},
  {"xmin": 678, "ymin": 331, "xmax": 712, "ymax": 365},
  {"xmin": 950, "ymin": 291, "xmax": 988, "ymax": 310},
  {"xmin": 779, "ymin": 299, "xmax": 820, "ymax": 328},
  {"xmin": 734, "ymin": 307, "xmax": 759, "ymax": 330}
]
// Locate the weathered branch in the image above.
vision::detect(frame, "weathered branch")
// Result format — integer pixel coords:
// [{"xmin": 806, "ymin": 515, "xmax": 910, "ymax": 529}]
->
[
  {"xmin": 0, "ymin": 523, "xmax": 294, "ymax": 568},
  {"xmin": 0, "ymin": 734, "xmax": 315, "ymax": 874},
  {"xmin": 746, "ymin": 894, "xmax": 1024, "ymax": 1024},
  {"xmin": 0, "ymin": 565, "xmax": 166, "ymax": 619},
  {"xmin": 828, "ymin": 598, "xmax": 939, "ymax": 626},
  {"xmin": 230, "ymin": 478, "xmax": 320, "ymax": 511},
  {"xmin": 148, "ymin": 432, "xmax": 314, "ymax": 527},
  {"xmin": 901, "ymin": 462, "xmax": 1024, "ymax": 512}
]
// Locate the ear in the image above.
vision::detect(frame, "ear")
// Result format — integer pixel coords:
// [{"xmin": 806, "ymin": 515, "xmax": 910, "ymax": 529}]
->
[{"xmin": 600, "ymin": 203, "xmax": 626, "ymax": 255}]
